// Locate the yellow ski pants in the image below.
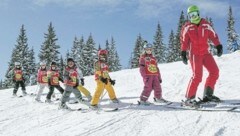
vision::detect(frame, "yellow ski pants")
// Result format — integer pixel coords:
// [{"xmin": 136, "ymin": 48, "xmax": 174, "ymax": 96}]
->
[
  {"xmin": 77, "ymin": 85, "xmax": 91, "ymax": 97},
  {"xmin": 91, "ymin": 80, "xmax": 116, "ymax": 105}
]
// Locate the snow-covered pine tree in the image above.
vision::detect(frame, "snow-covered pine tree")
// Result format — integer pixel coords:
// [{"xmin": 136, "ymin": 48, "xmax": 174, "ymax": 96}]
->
[
  {"xmin": 77, "ymin": 36, "xmax": 87, "ymax": 75},
  {"xmin": 174, "ymin": 11, "xmax": 186, "ymax": 61},
  {"xmin": 105, "ymin": 40, "xmax": 110, "ymax": 55},
  {"xmin": 131, "ymin": 34, "xmax": 144, "ymax": 68},
  {"xmin": 59, "ymin": 56, "xmax": 64, "ymax": 77},
  {"xmin": 227, "ymin": 6, "xmax": 239, "ymax": 52},
  {"xmin": 128, "ymin": 52, "xmax": 133, "ymax": 69},
  {"xmin": 108, "ymin": 37, "xmax": 121, "ymax": 71},
  {"xmin": 106, "ymin": 39, "xmax": 113, "ymax": 71},
  {"xmin": 0, "ymin": 80, "xmax": 2, "ymax": 90},
  {"xmin": 5, "ymin": 25, "xmax": 31, "ymax": 86},
  {"xmin": 65, "ymin": 50, "xmax": 70, "ymax": 68},
  {"xmin": 205, "ymin": 17, "xmax": 217, "ymax": 55},
  {"xmin": 38, "ymin": 22, "xmax": 60, "ymax": 67},
  {"xmin": 82, "ymin": 34, "xmax": 97, "ymax": 76},
  {"xmin": 98, "ymin": 44, "xmax": 101, "ymax": 50},
  {"xmin": 70, "ymin": 36, "xmax": 80, "ymax": 60},
  {"xmin": 114, "ymin": 50, "xmax": 121, "ymax": 71},
  {"xmin": 166, "ymin": 30, "xmax": 176, "ymax": 63},
  {"xmin": 4, "ymin": 49, "xmax": 17, "ymax": 87},
  {"xmin": 28, "ymin": 47, "xmax": 37, "ymax": 85},
  {"xmin": 70, "ymin": 36, "xmax": 87, "ymax": 75},
  {"xmin": 153, "ymin": 22, "xmax": 166, "ymax": 63},
  {"xmin": 65, "ymin": 50, "xmax": 70, "ymax": 60}
]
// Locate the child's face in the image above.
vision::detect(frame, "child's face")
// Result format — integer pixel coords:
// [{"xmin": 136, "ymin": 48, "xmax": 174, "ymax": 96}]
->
[
  {"xmin": 41, "ymin": 65, "xmax": 46, "ymax": 69},
  {"xmin": 99, "ymin": 55, "xmax": 106, "ymax": 61},
  {"xmin": 51, "ymin": 65, "xmax": 56, "ymax": 70},
  {"xmin": 145, "ymin": 48, "xmax": 152, "ymax": 54},
  {"xmin": 68, "ymin": 61, "xmax": 74, "ymax": 67}
]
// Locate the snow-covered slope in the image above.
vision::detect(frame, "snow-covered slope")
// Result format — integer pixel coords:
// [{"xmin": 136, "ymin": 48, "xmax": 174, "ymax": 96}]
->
[{"xmin": 1, "ymin": 51, "xmax": 240, "ymax": 136}]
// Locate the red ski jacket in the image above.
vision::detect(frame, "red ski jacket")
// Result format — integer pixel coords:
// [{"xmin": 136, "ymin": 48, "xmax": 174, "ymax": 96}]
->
[
  {"xmin": 64, "ymin": 66, "xmax": 79, "ymax": 86},
  {"xmin": 139, "ymin": 54, "xmax": 161, "ymax": 79},
  {"xmin": 37, "ymin": 68, "xmax": 48, "ymax": 84},
  {"xmin": 181, "ymin": 18, "xmax": 221, "ymax": 55}
]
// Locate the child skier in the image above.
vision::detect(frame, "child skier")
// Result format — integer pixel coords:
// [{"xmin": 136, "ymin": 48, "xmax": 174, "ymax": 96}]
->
[
  {"xmin": 59, "ymin": 58, "xmax": 88, "ymax": 109},
  {"xmin": 46, "ymin": 61, "xmax": 64, "ymax": 103},
  {"xmin": 68, "ymin": 68, "xmax": 92, "ymax": 104},
  {"xmin": 35, "ymin": 61, "xmax": 48, "ymax": 102},
  {"xmin": 8, "ymin": 62, "xmax": 27, "ymax": 96},
  {"xmin": 139, "ymin": 43, "xmax": 169, "ymax": 105},
  {"xmin": 90, "ymin": 49, "xmax": 119, "ymax": 109},
  {"xmin": 180, "ymin": 5, "xmax": 223, "ymax": 107}
]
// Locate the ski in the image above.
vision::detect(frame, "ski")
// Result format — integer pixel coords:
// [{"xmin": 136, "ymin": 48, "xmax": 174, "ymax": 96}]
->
[
  {"xmin": 101, "ymin": 107, "xmax": 119, "ymax": 112},
  {"xmin": 80, "ymin": 107, "xmax": 119, "ymax": 113},
  {"xmin": 166, "ymin": 103, "xmax": 238, "ymax": 112},
  {"xmin": 137, "ymin": 100, "xmax": 172, "ymax": 106}
]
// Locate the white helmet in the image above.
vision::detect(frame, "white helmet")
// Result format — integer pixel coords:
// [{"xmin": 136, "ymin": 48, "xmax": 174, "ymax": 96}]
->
[
  {"xmin": 14, "ymin": 62, "xmax": 21, "ymax": 66},
  {"xmin": 40, "ymin": 61, "xmax": 46, "ymax": 65}
]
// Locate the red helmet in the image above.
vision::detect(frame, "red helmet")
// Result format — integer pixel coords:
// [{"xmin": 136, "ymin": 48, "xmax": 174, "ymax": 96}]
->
[{"xmin": 98, "ymin": 49, "xmax": 108, "ymax": 56}]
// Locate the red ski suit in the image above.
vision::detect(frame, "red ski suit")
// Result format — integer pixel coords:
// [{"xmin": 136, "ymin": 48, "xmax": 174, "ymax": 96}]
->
[
  {"xmin": 181, "ymin": 18, "xmax": 221, "ymax": 99},
  {"xmin": 139, "ymin": 54, "xmax": 162, "ymax": 101}
]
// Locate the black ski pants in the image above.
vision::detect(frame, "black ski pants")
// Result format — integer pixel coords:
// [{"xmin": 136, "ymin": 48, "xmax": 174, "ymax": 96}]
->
[
  {"xmin": 46, "ymin": 85, "xmax": 64, "ymax": 99},
  {"xmin": 13, "ymin": 81, "xmax": 26, "ymax": 94}
]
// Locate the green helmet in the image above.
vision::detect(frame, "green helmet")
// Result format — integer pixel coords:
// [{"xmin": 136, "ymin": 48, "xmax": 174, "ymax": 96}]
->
[
  {"xmin": 187, "ymin": 5, "xmax": 199, "ymax": 14},
  {"xmin": 187, "ymin": 5, "xmax": 201, "ymax": 24}
]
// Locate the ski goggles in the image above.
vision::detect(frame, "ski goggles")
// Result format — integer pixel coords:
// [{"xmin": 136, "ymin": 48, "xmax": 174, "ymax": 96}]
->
[
  {"xmin": 188, "ymin": 11, "xmax": 199, "ymax": 19},
  {"xmin": 145, "ymin": 48, "xmax": 152, "ymax": 51}
]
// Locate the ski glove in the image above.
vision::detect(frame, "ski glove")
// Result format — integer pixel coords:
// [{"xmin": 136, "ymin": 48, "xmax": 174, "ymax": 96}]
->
[
  {"xmin": 22, "ymin": 78, "xmax": 25, "ymax": 83},
  {"xmin": 100, "ymin": 77, "xmax": 108, "ymax": 84},
  {"xmin": 80, "ymin": 78, "xmax": 84, "ymax": 86},
  {"xmin": 159, "ymin": 79, "xmax": 162, "ymax": 83},
  {"xmin": 59, "ymin": 77, "xmax": 64, "ymax": 83},
  {"xmin": 109, "ymin": 79, "xmax": 116, "ymax": 86},
  {"xmin": 181, "ymin": 51, "xmax": 188, "ymax": 65},
  {"xmin": 216, "ymin": 44, "xmax": 223, "ymax": 57}
]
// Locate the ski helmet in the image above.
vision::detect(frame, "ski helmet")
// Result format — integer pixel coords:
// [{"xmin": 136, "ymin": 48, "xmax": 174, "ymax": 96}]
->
[
  {"xmin": 144, "ymin": 43, "xmax": 153, "ymax": 49},
  {"xmin": 51, "ymin": 61, "xmax": 57, "ymax": 66},
  {"xmin": 14, "ymin": 62, "xmax": 21, "ymax": 66},
  {"xmin": 187, "ymin": 5, "xmax": 199, "ymax": 14},
  {"xmin": 67, "ymin": 58, "xmax": 74, "ymax": 63},
  {"xmin": 40, "ymin": 61, "xmax": 46, "ymax": 65},
  {"xmin": 187, "ymin": 5, "xmax": 201, "ymax": 24},
  {"xmin": 98, "ymin": 49, "xmax": 108, "ymax": 56}
]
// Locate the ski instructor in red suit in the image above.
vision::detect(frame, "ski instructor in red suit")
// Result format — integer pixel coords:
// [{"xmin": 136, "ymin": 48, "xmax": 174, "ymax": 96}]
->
[{"xmin": 180, "ymin": 5, "xmax": 223, "ymax": 107}]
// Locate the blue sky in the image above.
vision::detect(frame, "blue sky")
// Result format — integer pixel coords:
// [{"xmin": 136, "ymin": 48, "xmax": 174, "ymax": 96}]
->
[{"xmin": 0, "ymin": 0, "xmax": 239, "ymax": 80}]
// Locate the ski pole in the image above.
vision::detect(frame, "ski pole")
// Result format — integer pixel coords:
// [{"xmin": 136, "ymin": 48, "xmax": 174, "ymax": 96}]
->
[{"xmin": 100, "ymin": 90, "xmax": 107, "ymax": 102}]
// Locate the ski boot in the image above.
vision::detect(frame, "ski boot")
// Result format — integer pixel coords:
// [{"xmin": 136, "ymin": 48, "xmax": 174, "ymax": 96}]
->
[
  {"xmin": 89, "ymin": 104, "xmax": 99, "ymax": 110},
  {"xmin": 22, "ymin": 90, "xmax": 27, "ymax": 96},
  {"xmin": 182, "ymin": 98, "xmax": 199, "ymax": 108},
  {"xmin": 202, "ymin": 86, "xmax": 221, "ymax": 103},
  {"xmin": 138, "ymin": 100, "xmax": 151, "ymax": 106},
  {"xmin": 12, "ymin": 93, "xmax": 17, "ymax": 97},
  {"xmin": 59, "ymin": 103, "xmax": 71, "ymax": 110},
  {"xmin": 45, "ymin": 99, "xmax": 52, "ymax": 103},
  {"xmin": 111, "ymin": 98, "xmax": 119, "ymax": 103},
  {"xmin": 154, "ymin": 97, "xmax": 169, "ymax": 103}
]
